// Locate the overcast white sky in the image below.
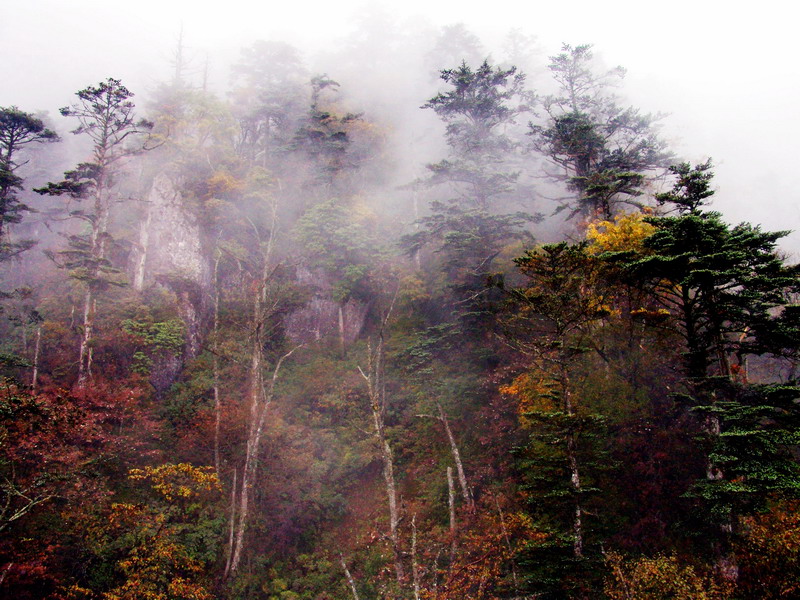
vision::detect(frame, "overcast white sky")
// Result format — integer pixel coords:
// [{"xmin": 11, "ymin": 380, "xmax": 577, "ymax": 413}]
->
[{"xmin": 2, "ymin": 0, "xmax": 799, "ymax": 250}]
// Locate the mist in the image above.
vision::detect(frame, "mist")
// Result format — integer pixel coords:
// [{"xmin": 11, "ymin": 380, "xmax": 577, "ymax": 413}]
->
[
  {"xmin": 3, "ymin": 0, "xmax": 798, "ymax": 249},
  {"xmin": 3, "ymin": 2, "xmax": 800, "ymax": 598}
]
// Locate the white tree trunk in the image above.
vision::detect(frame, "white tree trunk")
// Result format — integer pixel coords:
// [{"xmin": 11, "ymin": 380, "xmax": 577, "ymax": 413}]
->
[
  {"xmin": 360, "ymin": 336, "xmax": 404, "ymax": 586},
  {"xmin": 437, "ymin": 403, "xmax": 473, "ymax": 512},
  {"xmin": 31, "ymin": 326, "xmax": 41, "ymax": 392},
  {"xmin": 411, "ymin": 514, "xmax": 421, "ymax": 600},
  {"xmin": 340, "ymin": 554, "xmax": 361, "ymax": 600}
]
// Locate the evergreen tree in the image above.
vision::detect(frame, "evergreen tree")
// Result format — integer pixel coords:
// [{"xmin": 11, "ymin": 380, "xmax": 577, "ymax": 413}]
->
[
  {"xmin": 405, "ymin": 60, "xmax": 538, "ymax": 328},
  {"xmin": 530, "ymin": 44, "xmax": 671, "ymax": 220},
  {"xmin": 609, "ymin": 161, "xmax": 800, "ymax": 575},
  {"xmin": 504, "ymin": 242, "xmax": 611, "ymax": 596},
  {"xmin": 0, "ymin": 107, "xmax": 59, "ymax": 259},
  {"xmin": 36, "ymin": 78, "xmax": 152, "ymax": 386}
]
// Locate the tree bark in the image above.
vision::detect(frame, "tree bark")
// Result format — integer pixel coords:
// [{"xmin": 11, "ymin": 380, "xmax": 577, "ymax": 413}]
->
[
  {"xmin": 437, "ymin": 403, "xmax": 473, "ymax": 512},
  {"xmin": 223, "ymin": 469, "xmax": 237, "ymax": 579},
  {"xmin": 212, "ymin": 253, "xmax": 221, "ymax": 475},
  {"xmin": 447, "ymin": 466, "xmax": 457, "ymax": 565},
  {"xmin": 340, "ymin": 554, "xmax": 360, "ymax": 600},
  {"xmin": 360, "ymin": 335, "xmax": 404, "ymax": 586},
  {"xmin": 562, "ymin": 364, "xmax": 584, "ymax": 559},
  {"xmin": 338, "ymin": 303, "xmax": 346, "ymax": 357},
  {"xmin": 31, "ymin": 326, "xmax": 41, "ymax": 393},
  {"xmin": 228, "ymin": 341, "xmax": 298, "ymax": 575}
]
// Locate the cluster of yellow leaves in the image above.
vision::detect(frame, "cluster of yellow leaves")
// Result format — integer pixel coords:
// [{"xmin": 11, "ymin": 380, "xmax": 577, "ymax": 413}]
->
[
  {"xmin": 205, "ymin": 171, "xmax": 244, "ymax": 198},
  {"xmin": 604, "ymin": 552, "xmax": 731, "ymax": 600},
  {"xmin": 128, "ymin": 463, "xmax": 221, "ymax": 503},
  {"xmin": 587, "ymin": 211, "xmax": 656, "ymax": 254},
  {"xmin": 102, "ymin": 533, "xmax": 212, "ymax": 600}
]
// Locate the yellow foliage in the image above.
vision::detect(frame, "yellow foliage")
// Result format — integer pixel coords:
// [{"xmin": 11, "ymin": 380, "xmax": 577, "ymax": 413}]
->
[
  {"xmin": 587, "ymin": 211, "xmax": 655, "ymax": 254},
  {"xmin": 205, "ymin": 171, "xmax": 243, "ymax": 198},
  {"xmin": 604, "ymin": 552, "xmax": 731, "ymax": 600},
  {"xmin": 128, "ymin": 463, "xmax": 221, "ymax": 503}
]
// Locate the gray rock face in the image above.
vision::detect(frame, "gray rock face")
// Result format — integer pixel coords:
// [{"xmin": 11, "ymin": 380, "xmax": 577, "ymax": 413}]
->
[
  {"xmin": 131, "ymin": 173, "xmax": 210, "ymax": 295},
  {"xmin": 130, "ymin": 172, "xmax": 210, "ymax": 392},
  {"xmin": 284, "ymin": 264, "xmax": 369, "ymax": 346}
]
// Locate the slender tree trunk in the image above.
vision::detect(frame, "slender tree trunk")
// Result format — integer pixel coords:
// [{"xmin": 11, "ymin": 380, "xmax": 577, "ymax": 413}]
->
[
  {"xmin": 133, "ymin": 192, "xmax": 153, "ymax": 291},
  {"xmin": 567, "ymin": 433, "xmax": 583, "ymax": 559},
  {"xmin": 562, "ymin": 364, "xmax": 583, "ymax": 558},
  {"xmin": 447, "ymin": 466, "xmax": 457, "ymax": 565},
  {"xmin": 437, "ymin": 403, "xmax": 473, "ymax": 512},
  {"xmin": 76, "ymin": 289, "xmax": 94, "ymax": 387},
  {"xmin": 360, "ymin": 337, "xmax": 404, "ymax": 586},
  {"xmin": 227, "ymin": 192, "xmax": 286, "ymax": 577},
  {"xmin": 340, "ymin": 554, "xmax": 361, "ymax": 600},
  {"xmin": 76, "ymin": 182, "xmax": 109, "ymax": 388},
  {"xmin": 411, "ymin": 514, "xmax": 421, "ymax": 600},
  {"xmin": 31, "ymin": 326, "xmax": 41, "ymax": 393},
  {"xmin": 212, "ymin": 253, "xmax": 221, "ymax": 475},
  {"xmin": 228, "ymin": 343, "xmax": 299, "ymax": 576},
  {"xmin": 338, "ymin": 303, "xmax": 346, "ymax": 357},
  {"xmin": 224, "ymin": 469, "xmax": 238, "ymax": 579}
]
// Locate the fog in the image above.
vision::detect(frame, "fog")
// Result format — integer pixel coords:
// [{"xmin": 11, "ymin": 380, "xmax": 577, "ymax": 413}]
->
[
  {"xmin": 4, "ymin": 3, "xmax": 800, "ymax": 596},
  {"xmin": 2, "ymin": 0, "xmax": 799, "ymax": 249}
]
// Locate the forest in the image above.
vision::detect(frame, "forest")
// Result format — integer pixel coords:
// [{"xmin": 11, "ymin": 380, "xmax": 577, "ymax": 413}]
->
[{"xmin": 2, "ymin": 21, "xmax": 800, "ymax": 600}]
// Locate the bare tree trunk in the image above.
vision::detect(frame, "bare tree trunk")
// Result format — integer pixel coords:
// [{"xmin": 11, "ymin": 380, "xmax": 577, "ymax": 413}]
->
[
  {"xmin": 228, "ymin": 344, "xmax": 299, "ymax": 575},
  {"xmin": 227, "ymin": 189, "xmax": 288, "ymax": 577},
  {"xmin": 411, "ymin": 514, "xmax": 421, "ymax": 600},
  {"xmin": 567, "ymin": 434, "xmax": 583, "ymax": 559},
  {"xmin": 31, "ymin": 326, "xmax": 41, "ymax": 393},
  {"xmin": 437, "ymin": 403, "xmax": 473, "ymax": 512},
  {"xmin": 360, "ymin": 335, "xmax": 404, "ymax": 587},
  {"xmin": 76, "ymin": 185, "xmax": 109, "ymax": 388},
  {"xmin": 223, "ymin": 469, "xmax": 238, "ymax": 579},
  {"xmin": 340, "ymin": 554, "xmax": 361, "ymax": 600},
  {"xmin": 133, "ymin": 194, "xmax": 153, "ymax": 291},
  {"xmin": 212, "ymin": 253, "xmax": 221, "ymax": 475},
  {"xmin": 562, "ymin": 366, "xmax": 583, "ymax": 559},
  {"xmin": 76, "ymin": 289, "xmax": 94, "ymax": 387},
  {"xmin": 0, "ymin": 562, "xmax": 12, "ymax": 587},
  {"xmin": 447, "ymin": 466, "xmax": 457, "ymax": 565}
]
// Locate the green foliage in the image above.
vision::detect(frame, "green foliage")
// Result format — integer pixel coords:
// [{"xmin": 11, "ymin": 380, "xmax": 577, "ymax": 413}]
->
[
  {"xmin": 408, "ymin": 59, "xmax": 539, "ymax": 330},
  {"xmin": 0, "ymin": 106, "xmax": 59, "ymax": 259},
  {"xmin": 122, "ymin": 318, "xmax": 185, "ymax": 375},
  {"xmin": 293, "ymin": 198, "xmax": 379, "ymax": 303},
  {"xmin": 530, "ymin": 44, "xmax": 671, "ymax": 219}
]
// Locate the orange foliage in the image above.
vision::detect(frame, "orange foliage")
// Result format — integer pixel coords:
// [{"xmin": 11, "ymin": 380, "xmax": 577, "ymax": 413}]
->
[
  {"xmin": 737, "ymin": 501, "xmax": 800, "ymax": 598},
  {"xmin": 499, "ymin": 371, "xmax": 557, "ymax": 425}
]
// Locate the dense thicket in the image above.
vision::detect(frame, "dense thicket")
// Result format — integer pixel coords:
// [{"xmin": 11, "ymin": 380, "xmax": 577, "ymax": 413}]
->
[{"xmin": 1, "ymin": 27, "xmax": 799, "ymax": 600}]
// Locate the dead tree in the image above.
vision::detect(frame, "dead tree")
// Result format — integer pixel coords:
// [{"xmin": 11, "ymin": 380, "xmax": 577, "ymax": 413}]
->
[
  {"xmin": 358, "ymin": 291, "xmax": 404, "ymax": 587},
  {"xmin": 416, "ymin": 405, "xmax": 475, "ymax": 512},
  {"xmin": 359, "ymin": 334, "xmax": 404, "ymax": 586},
  {"xmin": 340, "ymin": 554, "xmax": 361, "ymax": 600},
  {"xmin": 225, "ymin": 189, "xmax": 302, "ymax": 576}
]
